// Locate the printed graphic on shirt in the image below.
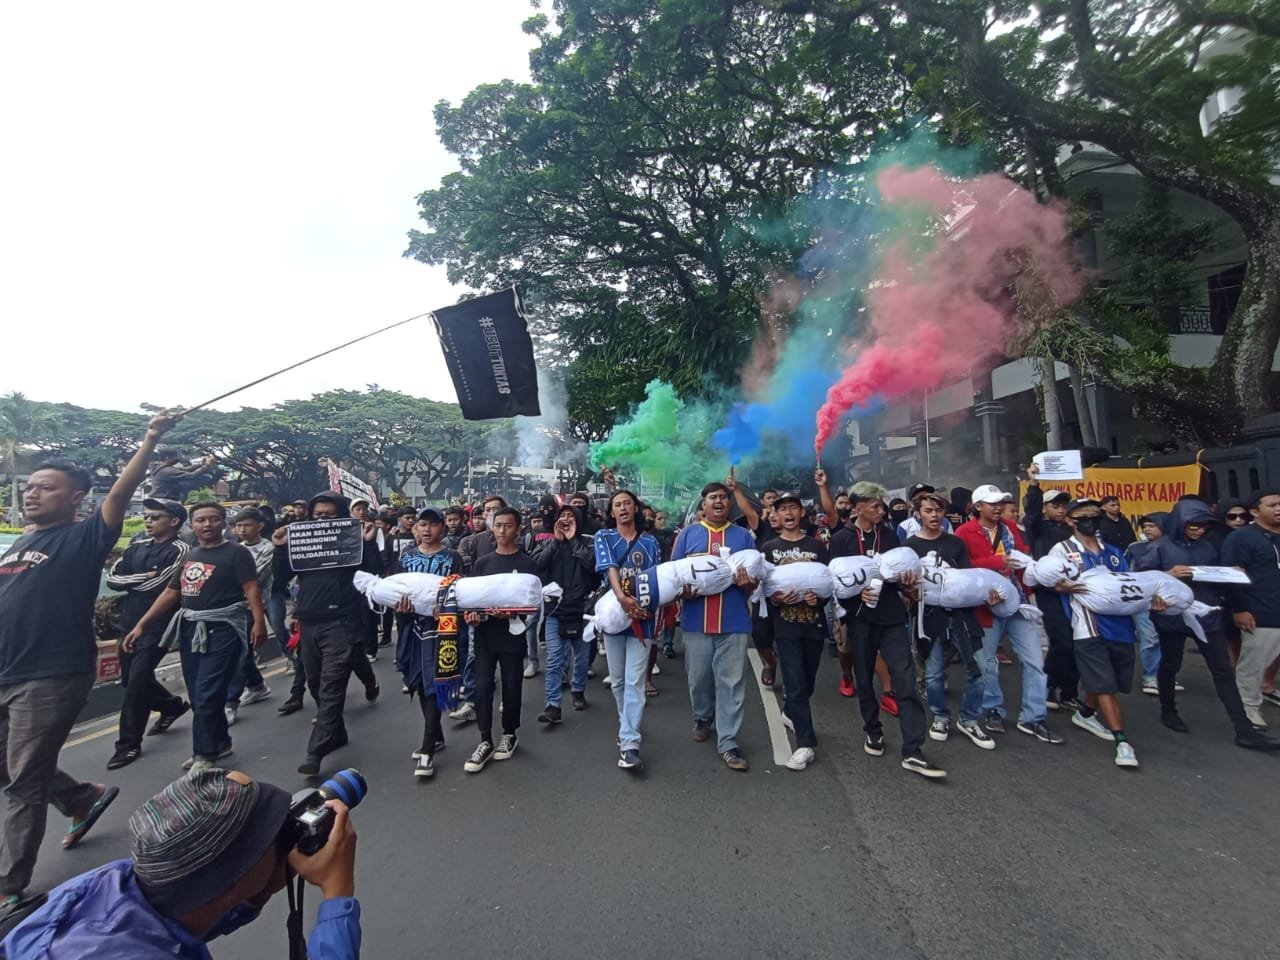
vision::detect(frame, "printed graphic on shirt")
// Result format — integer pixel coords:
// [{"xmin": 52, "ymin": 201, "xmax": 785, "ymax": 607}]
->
[{"xmin": 179, "ymin": 561, "xmax": 217, "ymax": 597}]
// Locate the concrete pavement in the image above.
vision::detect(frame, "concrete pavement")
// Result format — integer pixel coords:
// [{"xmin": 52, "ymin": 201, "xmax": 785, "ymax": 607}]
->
[{"xmin": 34, "ymin": 641, "xmax": 1280, "ymax": 959}]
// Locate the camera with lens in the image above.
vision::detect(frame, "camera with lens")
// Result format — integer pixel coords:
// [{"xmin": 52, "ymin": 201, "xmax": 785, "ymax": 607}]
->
[{"xmin": 279, "ymin": 768, "xmax": 367, "ymax": 856}]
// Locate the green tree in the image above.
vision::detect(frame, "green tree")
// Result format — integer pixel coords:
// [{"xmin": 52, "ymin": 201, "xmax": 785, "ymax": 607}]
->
[
  {"xmin": 0, "ymin": 391, "xmax": 63, "ymax": 521},
  {"xmin": 784, "ymin": 0, "xmax": 1280, "ymax": 439},
  {"xmin": 407, "ymin": 0, "xmax": 905, "ymax": 435}
]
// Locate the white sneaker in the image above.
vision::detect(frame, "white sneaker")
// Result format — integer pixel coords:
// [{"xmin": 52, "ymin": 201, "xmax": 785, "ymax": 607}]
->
[
  {"xmin": 1141, "ymin": 678, "xmax": 1158, "ymax": 695},
  {"xmin": 1114, "ymin": 742, "xmax": 1139, "ymax": 768},
  {"xmin": 651, "ymin": 663, "xmax": 661, "ymax": 676},
  {"xmin": 449, "ymin": 702, "xmax": 476, "ymax": 723},
  {"xmin": 523, "ymin": 661, "xmax": 538, "ymax": 679},
  {"xmin": 187, "ymin": 759, "xmax": 214, "ymax": 776},
  {"xmin": 928, "ymin": 718, "xmax": 950, "ymax": 741},
  {"xmin": 785, "ymin": 747, "xmax": 815, "ymax": 770},
  {"xmin": 239, "ymin": 685, "xmax": 272, "ymax": 706},
  {"xmin": 603, "ymin": 675, "xmax": 615, "ymax": 688},
  {"xmin": 224, "ymin": 704, "xmax": 238, "ymax": 726},
  {"xmin": 1245, "ymin": 705, "xmax": 1267, "ymax": 728},
  {"xmin": 957, "ymin": 720, "xmax": 996, "ymax": 751},
  {"xmin": 1071, "ymin": 710, "xmax": 1115, "ymax": 741},
  {"xmin": 414, "ymin": 755, "xmax": 435, "ymax": 778}
]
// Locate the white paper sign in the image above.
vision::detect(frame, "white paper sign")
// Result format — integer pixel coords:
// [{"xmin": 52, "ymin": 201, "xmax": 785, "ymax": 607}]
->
[
  {"xmin": 1188, "ymin": 566, "xmax": 1251, "ymax": 585},
  {"xmin": 1033, "ymin": 450, "xmax": 1084, "ymax": 481}
]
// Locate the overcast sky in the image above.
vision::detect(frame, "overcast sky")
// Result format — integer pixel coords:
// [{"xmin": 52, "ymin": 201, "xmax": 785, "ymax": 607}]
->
[{"xmin": 0, "ymin": 1, "xmax": 537, "ymax": 413}]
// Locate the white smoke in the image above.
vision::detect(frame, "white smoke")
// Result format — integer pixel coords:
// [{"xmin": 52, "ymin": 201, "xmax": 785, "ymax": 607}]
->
[{"xmin": 514, "ymin": 370, "xmax": 588, "ymax": 469}]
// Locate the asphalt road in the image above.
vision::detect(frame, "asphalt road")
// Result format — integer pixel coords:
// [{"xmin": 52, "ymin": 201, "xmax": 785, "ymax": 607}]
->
[{"xmin": 33, "ymin": 638, "xmax": 1280, "ymax": 960}]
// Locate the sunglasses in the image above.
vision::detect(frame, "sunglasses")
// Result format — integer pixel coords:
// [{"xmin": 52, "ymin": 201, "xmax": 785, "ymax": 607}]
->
[
  {"xmin": 1226, "ymin": 512, "xmax": 1248, "ymax": 521},
  {"xmin": 143, "ymin": 513, "xmax": 172, "ymax": 521}
]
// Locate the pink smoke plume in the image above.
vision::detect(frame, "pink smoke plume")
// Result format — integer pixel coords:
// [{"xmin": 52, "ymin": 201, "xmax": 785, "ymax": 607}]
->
[{"xmin": 813, "ymin": 165, "xmax": 1084, "ymax": 457}]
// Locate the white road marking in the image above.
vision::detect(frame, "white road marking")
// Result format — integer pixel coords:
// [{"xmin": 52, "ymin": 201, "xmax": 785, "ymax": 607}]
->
[{"xmin": 746, "ymin": 648, "xmax": 793, "ymax": 766}]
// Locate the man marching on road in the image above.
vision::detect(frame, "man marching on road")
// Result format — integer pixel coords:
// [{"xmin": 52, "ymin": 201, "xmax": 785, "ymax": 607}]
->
[
  {"xmin": 671, "ymin": 480, "xmax": 760, "ymax": 772},
  {"xmin": 0, "ymin": 409, "xmax": 181, "ymax": 922},
  {"xmin": 105, "ymin": 498, "xmax": 191, "ymax": 771},
  {"xmin": 272, "ymin": 492, "xmax": 383, "ymax": 778}
]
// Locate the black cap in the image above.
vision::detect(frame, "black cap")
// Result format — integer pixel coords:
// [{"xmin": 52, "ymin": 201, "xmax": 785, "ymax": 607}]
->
[
  {"xmin": 773, "ymin": 491, "xmax": 803, "ymax": 508},
  {"xmin": 906, "ymin": 482, "xmax": 935, "ymax": 500},
  {"xmin": 1067, "ymin": 498, "xmax": 1101, "ymax": 515},
  {"xmin": 142, "ymin": 498, "xmax": 188, "ymax": 525},
  {"xmin": 417, "ymin": 507, "xmax": 445, "ymax": 524}
]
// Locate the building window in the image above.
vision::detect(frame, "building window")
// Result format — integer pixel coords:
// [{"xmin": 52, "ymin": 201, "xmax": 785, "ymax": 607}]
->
[
  {"xmin": 1207, "ymin": 263, "xmax": 1246, "ymax": 335},
  {"xmin": 1228, "ymin": 469, "xmax": 1239, "ymax": 498}
]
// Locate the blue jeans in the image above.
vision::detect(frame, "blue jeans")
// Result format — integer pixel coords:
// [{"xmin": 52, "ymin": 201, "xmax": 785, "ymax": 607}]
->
[
  {"xmin": 544, "ymin": 616, "xmax": 591, "ymax": 707},
  {"xmin": 1135, "ymin": 612, "xmax": 1161, "ymax": 682},
  {"xmin": 924, "ymin": 627, "xmax": 984, "ymax": 724},
  {"xmin": 460, "ymin": 620, "xmax": 476, "ymax": 705},
  {"xmin": 980, "ymin": 615, "xmax": 1048, "ymax": 724},
  {"xmin": 683, "ymin": 631, "xmax": 749, "ymax": 754},
  {"xmin": 526, "ymin": 610, "xmax": 542, "ymax": 665},
  {"xmin": 179, "ymin": 621, "xmax": 243, "ymax": 759},
  {"xmin": 604, "ymin": 631, "xmax": 650, "ymax": 750}
]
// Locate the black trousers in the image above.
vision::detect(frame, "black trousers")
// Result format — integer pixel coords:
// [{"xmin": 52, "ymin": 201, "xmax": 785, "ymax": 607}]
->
[
  {"xmin": 417, "ymin": 689, "xmax": 444, "ymax": 755},
  {"xmin": 301, "ymin": 618, "xmax": 370, "ymax": 759},
  {"xmin": 1157, "ymin": 629, "xmax": 1252, "ymax": 736},
  {"xmin": 474, "ymin": 646, "xmax": 523, "ymax": 745},
  {"xmin": 1036, "ymin": 588, "xmax": 1079, "ymax": 699},
  {"xmin": 775, "ymin": 634, "xmax": 823, "ymax": 748},
  {"xmin": 848, "ymin": 617, "xmax": 926, "ymax": 757},
  {"xmin": 361, "ymin": 606, "xmax": 380, "ymax": 657},
  {"xmin": 115, "ymin": 639, "xmax": 184, "ymax": 751}
]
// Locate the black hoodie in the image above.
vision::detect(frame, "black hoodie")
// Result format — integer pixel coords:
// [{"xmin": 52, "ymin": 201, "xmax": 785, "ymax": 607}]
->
[
  {"xmin": 292, "ymin": 491, "xmax": 383, "ymax": 623},
  {"xmin": 1209, "ymin": 498, "xmax": 1248, "ymax": 548},
  {"xmin": 532, "ymin": 506, "xmax": 598, "ymax": 622},
  {"xmin": 1130, "ymin": 498, "xmax": 1223, "ymax": 632}
]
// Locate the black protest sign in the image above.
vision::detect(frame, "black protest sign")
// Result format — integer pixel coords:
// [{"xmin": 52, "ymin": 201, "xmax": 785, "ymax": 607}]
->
[
  {"xmin": 431, "ymin": 286, "xmax": 541, "ymax": 420},
  {"xmin": 288, "ymin": 518, "xmax": 365, "ymax": 570}
]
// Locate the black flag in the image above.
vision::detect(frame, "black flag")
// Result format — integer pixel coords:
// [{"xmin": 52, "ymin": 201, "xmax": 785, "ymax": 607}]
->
[{"xmin": 432, "ymin": 287, "xmax": 541, "ymax": 420}]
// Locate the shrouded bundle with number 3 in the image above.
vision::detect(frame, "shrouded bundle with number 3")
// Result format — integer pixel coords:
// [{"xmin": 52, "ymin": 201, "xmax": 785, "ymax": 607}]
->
[{"xmin": 830, "ymin": 556, "xmax": 880, "ymax": 599}]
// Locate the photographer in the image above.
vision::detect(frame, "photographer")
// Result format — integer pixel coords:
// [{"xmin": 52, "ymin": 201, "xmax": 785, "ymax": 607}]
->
[{"xmin": 2, "ymin": 768, "xmax": 360, "ymax": 959}]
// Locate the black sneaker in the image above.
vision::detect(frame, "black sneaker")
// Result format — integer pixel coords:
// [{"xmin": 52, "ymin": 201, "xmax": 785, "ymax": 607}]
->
[
  {"xmin": 663, "ymin": 645, "xmax": 676, "ymax": 659},
  {"xmin": 721, "ymin": 749, "xmax": 749, "ymax": 771},
  {"xmin": 618, "ymin": 748, "xmax": 642, "ymax": 770},
  {"xmin": 277, "ymin": 696, "xmax": 304, "ymax": 716},
  {"xmin": 146, "ymin": 701, "xmax": 190, "ymax": 736},
  {"xmin": 1161, "ymin": 710, "xmax": 1190, "ymax": 733},
  {"xmin": 494, "ymin": 733, "xmax": 519, "ymax": 760},
  {"xmin": 432, "ymin": 738, "xmax": 446, "ymax": 754},
  {"xmin": 571, "ymin": 692, "xmax": 587, "ymax": 711},
  {"xmin": 298, "ymin": 756, "xmax": 320, "ymax": 777},
  {"xmin": 464, "ymin": 741, "xmax": 494, "ymax": 773},
  {"xmin": 1236, "ymin": 729, "xmax": 1280, "ymax": 751},
  {"xmin": 901, "ymin": 753, "xmax": 947, "ymax": 779},
  {"xmin": 106, "ymin": 746, "xmax": 140, "ymax": 770},
  {"xmin": 364, "ymin": 681, "xmax": 380, "ymax": 703},
  {"xmin": 1015, "ymin": 720, "xmax": 1065, "ymax": 744},
  {"xmin": 983, "ymin": 709, "xmax": 1006, "ymax": 734},
  {"xmin": 864, "ymin": 733, "xmax": 885, "ymax": 757},
  {"xmin": 538, "ymin": 704, "xmax": 563, "ymax": 724}
]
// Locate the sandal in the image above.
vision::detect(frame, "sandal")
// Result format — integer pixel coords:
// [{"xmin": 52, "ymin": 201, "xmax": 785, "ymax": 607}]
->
[
  {"xmin": 645, "ymin": 682, "xmax": 659, "ymax": 697},
  {"xmin": 761, "ymin": 666, "xmax": 775, "ymax": 688},
  {"xmin": 62, "ymin": 785, "xmax": 119, "ymax": 850},
  {"xmin": 0, "ymin": 891, "xmax": 47, "ymax": 927}
]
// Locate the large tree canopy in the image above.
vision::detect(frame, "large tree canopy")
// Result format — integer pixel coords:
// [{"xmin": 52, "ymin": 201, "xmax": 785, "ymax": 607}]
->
[{"xmin": 406, "ymin": 0, "xmax": 908, "ymax": 438}]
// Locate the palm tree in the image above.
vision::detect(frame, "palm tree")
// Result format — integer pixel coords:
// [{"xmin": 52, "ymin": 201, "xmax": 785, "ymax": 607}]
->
[{"xmin": 0, "ymin": 391, "xmax": 62, "ymax": 524}]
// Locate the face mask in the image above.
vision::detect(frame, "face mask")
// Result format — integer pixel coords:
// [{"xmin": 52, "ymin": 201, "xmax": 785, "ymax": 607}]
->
[
  {"xmin": 889, "ymin": 508, "xmax": 909, "ymax": 524},
  {"xmin": 837, "ymin": 507, "xmax": 852, "ymax": 520},
  {"xmin": 1073, "ymin": 517, "xmax": 1100, "ymax": 536}
]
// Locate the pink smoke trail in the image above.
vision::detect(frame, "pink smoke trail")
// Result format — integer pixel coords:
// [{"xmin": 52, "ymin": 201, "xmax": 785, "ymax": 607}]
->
[{"xmin": 813, "ymin": 165, "xmax": 1083, "ymax": 457}]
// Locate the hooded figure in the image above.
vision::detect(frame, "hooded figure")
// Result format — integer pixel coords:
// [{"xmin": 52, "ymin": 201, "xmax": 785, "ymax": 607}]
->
[
  {"xmin": 1124, "ymin": 511, "xmax": 1168, "ymax": 568},
  {"xmin": 532, "ymin": 505, "xmax": 597, "ymax": 626},
  {"xmin": 1130, "ymin": 498, "xmax": 1223, "ymax": 634},
  {"xmin": 1209, "ymin": 498, "xmax": 1249, "ymax": 547}
]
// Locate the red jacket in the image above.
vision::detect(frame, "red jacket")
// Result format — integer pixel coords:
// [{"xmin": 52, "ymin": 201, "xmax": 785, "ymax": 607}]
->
[{"xmin": 954, "ymin": 517, "xmax": 1029, "ymax": 627}]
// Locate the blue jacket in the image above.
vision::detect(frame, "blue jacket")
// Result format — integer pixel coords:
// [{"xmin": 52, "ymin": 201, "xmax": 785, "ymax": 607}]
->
[{"xmin": 3, "ymin": 860, "xmax": 360, "ymax": 960}]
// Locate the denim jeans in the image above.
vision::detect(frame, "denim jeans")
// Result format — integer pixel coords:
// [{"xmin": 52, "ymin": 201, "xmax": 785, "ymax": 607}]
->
[
  {"xmin": 178, "ymin": 621, "xmax": 243, "ymax": 759},
  {"xmin": 225, "ymin": 638, "xmax": 267, "ymax": 705},
  {"xmin": 543, "ymin": 616, "xmax": 591, "ymax": 707},
  {"xmin": 1135, "ymin": 612, "xmax": 1161, "ymax": 682},
  {"xmin": 526, "ymin": 610, "xmax": 542, "ymax": 666},
  {"xmin": 460, "ymin": 620, "xmax": 476, "ymax": 705},
  {"xmin": 924, "ymin": 625, "xmax": 983, "ymax": 724},
  {"xmin": 683, "ymin": 631, "xmax": 749, "ymax": 754},
  {"xmin": 604, "ymin": 631, "xmax": 650, "ymax": 750},
  {"xmin": 980, "ymin": 614, "xmax": 1048, "ymax": 724}
]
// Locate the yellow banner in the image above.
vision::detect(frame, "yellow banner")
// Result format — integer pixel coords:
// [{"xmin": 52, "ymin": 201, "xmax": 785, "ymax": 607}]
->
[{"xmin": 1017, "ymin": 463, "xmax": 1205, "ymax": 525}]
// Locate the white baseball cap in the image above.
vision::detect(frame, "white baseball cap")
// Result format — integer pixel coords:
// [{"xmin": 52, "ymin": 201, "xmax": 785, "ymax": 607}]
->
[{"xmin": 972, "ymin": 483, "xmax": 1013, "ymax": 504}]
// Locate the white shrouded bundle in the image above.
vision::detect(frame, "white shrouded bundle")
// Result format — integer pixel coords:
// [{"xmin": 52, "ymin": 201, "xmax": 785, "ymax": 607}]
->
[
  {"xmin": 919, "ymin": 565, "xmax": 1022, "ymax": 618},
  {"xmin": 353, "ymin": 571, "xmax": 544, "ymax": 616},
  {"xmin": 877, "ymin": 547, "xmax": 924, "ymax": 583},
  {"xmin": 725, "ymin": 549, "xmax": 766, "ymax": 582},
  {"xmin": 830, "ymin": 556, "xmax": 880, "ymax": 599},
  {"xmin": 761, "ymin": 561, "xmax": 835, "ymax": 601},
  {"xmin": 353, "ymin": 571, "xmax": 444, "ymax": 616},
  {"xmin": 591, "ymin": 556, "xmax": 745, "ymax": 636},
  {"xmin": 1071, "ymin": 569, "xmax": 1217, "ymax": 642},
  {"xmin": 1021, "ymin": 555, "xmax": 1083, "ymax": 589}
]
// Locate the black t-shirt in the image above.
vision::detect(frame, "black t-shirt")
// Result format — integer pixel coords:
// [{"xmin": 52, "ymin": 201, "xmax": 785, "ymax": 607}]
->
[
  {"xmin": 0, "ymin": 513, "xmax": 121, "ymax": 682},
  {"xmin": 760, "ymin": 535, "xmax": 830, "ymax": 640},
  {"xmin": 471, "ymin": 550, "xmax": 537, "ymax": 654},
  {"xmin": 905, "ymin": 532, "xmax": 969, "ymax": 571},
  {"xmin": 169, "ymin": 541, "xmax": 258, "ymax": 611},
  {"xmin": 830, "ymin": 523, "xmax": 906, "ymax": 625}
]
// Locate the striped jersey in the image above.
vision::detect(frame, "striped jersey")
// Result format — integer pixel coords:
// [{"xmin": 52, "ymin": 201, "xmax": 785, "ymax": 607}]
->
[{"xmin": 670, "ymin": 521, "xmax": 754, "ymax": 635}]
